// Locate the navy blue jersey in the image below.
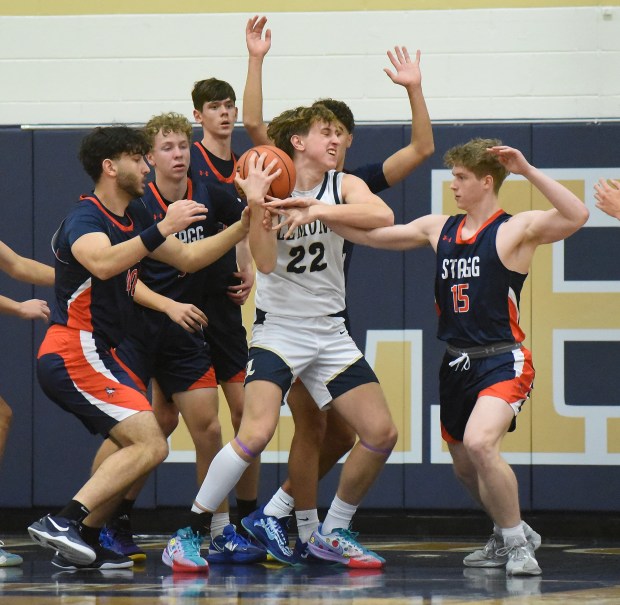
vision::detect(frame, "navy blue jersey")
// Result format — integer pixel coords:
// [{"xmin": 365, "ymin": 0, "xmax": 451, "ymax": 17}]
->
[
  {"xmin": 49, "ymin": 195, "xmax": 153, "ymax": 349},
  {"xmin": 342, "ymin": 163, "xmax": 388, "ymax": 279},
  {"xmin": 190, "ymin": 141, "xmax": 243, "ymax": 293},
  {"xmin": 346, "ymin": 162, "xmax": 388, "ymax": 195},
  {"xmin": 130, "ymin": 178, "xmax": 244, "ymax": 304},
  {"xmin": 435, "ymin": 210, "xmax": 527, "ymax": 346}
]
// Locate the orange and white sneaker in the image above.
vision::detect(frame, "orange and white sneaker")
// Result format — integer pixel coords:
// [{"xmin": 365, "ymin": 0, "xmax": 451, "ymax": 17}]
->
[{"xmin": 307, "ymin": 525, "xmax": 385, "ymax": 569}]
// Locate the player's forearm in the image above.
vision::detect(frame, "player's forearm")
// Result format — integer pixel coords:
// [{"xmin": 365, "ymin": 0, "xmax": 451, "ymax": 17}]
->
[
  {"xmin": 0, "ymin": 294, "xmax": 21, "ymax": 317},
  {"xmin": 249, "ymin": 212, "xmax": 277, "ymax": 273},
  {"xmin": 184, "ymin": 221, "xmax": 249, "ymax": 273},
  {"xmin": 243, "ymin": 56, "xmax": 271, "ymax": 146},
  {"xmin": 235, "ymin": 236, "xmax": 254, "ymax": 274},
  {"xmin": 133, "ymin": 280, "xmax": 170, "ymax": 313},
  {"xmin": 317, "ymin": 203, "xmax": 394, "ymax": 230},
  {"xmin": 525, "ymin": 165, "xmax": 589, "ymax": 225},
  {"xmin": 383, "ymin": 85, "xmax": 434, "ymax": 186},
  {"xmin": 12, "ymin": 258, "xmax": 55, "ymax": 287}
]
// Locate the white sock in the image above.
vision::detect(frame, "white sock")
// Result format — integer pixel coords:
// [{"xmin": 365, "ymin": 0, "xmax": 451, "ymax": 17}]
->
[
  {"xmin": 264, "ymin": 488, "xmax": 295, "ymax": 519},
  {"xmin": 295, "ymin": 509, "xmax": 320, "ymax": 544},
  {"xmin": 192, "ymin": 443, "xmax": 250, "ymax": 513},
  {"xmin": 500, "ymin": 523, "xmax": 526, "ymax": 545},
  {"xmin": 210, "ymin": 512, "xmax": 230, "ymax": 539},
  {"xmin": 322, "ymin": 495, "xmax": 358, "ymax": 535}
]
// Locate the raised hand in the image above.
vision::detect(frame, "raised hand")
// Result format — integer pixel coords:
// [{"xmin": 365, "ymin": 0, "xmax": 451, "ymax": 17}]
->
[
  {"xmin": 384, "ymin": 46, "xmax": 422, "ymax": 90},
  {"xmin": 487, "ymin": 146, "xmax": 530, "ymax": 175},
  {"xmin": 246, "ymin": 15, "xmax": 271, "ymax": 59}
]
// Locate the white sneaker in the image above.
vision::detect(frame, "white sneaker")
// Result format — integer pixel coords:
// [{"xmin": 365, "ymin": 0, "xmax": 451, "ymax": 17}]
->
[
  {"xmin": 463, "ymin": 523, "xmax": 541, "ymax": 568},
  {"xmin": 501, "ymin": 541, "xmax": 542, "ymax": 576}
]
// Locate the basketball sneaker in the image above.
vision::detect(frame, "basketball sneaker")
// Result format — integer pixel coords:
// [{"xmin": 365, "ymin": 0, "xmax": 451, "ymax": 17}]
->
[
  {"xmin": 463, "ymin": 524, "xmax": 541, "ymax": 568},
  {"xmin": 100, "ymin": 524, "xmax": 146, "ymax": 561},
  {"xmin": 0, "ymin": 542, "xmax": 22, "ymax": 567},
  {"xmin": 207, "ymin": 524, "xmax": 266, "ymax": 564},
  {"xmin": 501, "ymin": 540, "xmax": 542, "ymax": 576},
  {"xmin": 28, "ymin": 515, "xmax": 95, "ymax": 565},
  {"xmin": 162, "ymin": 527, "xmax": 208, "ymax": 573},
  {"xmin": 292, "ymin": 538, "xmax": 331, "ymax": 566},
  {"xmin": 241, "ymin": 507, "xmax": 295, "ymax": 565},
  {"xmin": 51, "ymin": 544, "xmax": 134, "ymax": 570},
  {"xmin": 307, "ymin": 525, "xmax": 385, "ymax": 569}
]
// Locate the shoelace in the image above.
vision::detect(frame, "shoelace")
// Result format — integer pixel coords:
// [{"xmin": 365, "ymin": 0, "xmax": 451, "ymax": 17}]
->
[
  {"xmin": 336, "ymin": 528, "xmax": 367, "ymax": 553},
  {"xmin": 449, "ymin": 352, "xmax": 471, "ymax": 371},
  {"xmin": 266, "ymin": 517, "xmax": 289, "ymax": 547}
]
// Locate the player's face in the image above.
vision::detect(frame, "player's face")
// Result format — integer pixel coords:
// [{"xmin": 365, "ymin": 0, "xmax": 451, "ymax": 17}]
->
[
  {"xmin": 115, "ymin": 153, "xmax": 150, "ymax": 198},
  {"xmin": 194, "ymin": 98, "xmax": 238, "ymax": 139},
  {"xmin": 450, "ymin": 166, "xmax": 489, "ymax": 209},
  {"xmin": 147, "ymin": 130, "xmax": 190, "ymax": 182},
  {"xmin": 334, "ymin": 121, "xmax": 352, "ymax": 171},
  {"xmin": 301, "ymin": 121, "xmax": 341, "ymax": 170}
]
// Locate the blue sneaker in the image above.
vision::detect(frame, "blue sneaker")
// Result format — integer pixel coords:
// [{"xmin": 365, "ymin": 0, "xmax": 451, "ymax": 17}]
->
[
  {"xmin": 207, "ymin": 524, "xmax": 266, "ymax": 564},
  {"xmin": 28, "ymin": 515, "xmax": 95, "ymax": 565},
  {"xmin": 100, "ymin": 525, "xmax": 146, "ymax": 561},
  {"xmin": 241, "ymin": 507, "xmax": 295, "ymax": 565},
  {"xmin": 0, "ymin": 541, "xmax": 22, "ymax": 567},
  {"xmin": 308, "ymin": 525, "xmax": 385, "ymax": 569},
  {"xmin": 162, "ymin": 527, "xmax": 208, "ymax": 573}
]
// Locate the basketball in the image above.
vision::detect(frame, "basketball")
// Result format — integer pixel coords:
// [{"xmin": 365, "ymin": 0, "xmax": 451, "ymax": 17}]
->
[{"xmin": 236, "ymin": 145, "xmax": 296, "ymax": 199}]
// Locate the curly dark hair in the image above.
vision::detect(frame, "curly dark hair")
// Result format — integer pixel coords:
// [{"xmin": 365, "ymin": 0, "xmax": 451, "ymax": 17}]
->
[
  {"xmin": 79, "ymin": 126, "xmax": 149, "ymax": 182},
  {"xmin": 312, "ymin": 98, "xmax": 355, "ymax": 134}
]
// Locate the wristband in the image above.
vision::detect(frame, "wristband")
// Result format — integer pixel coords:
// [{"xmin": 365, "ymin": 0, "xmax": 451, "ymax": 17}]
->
[{"xmin": 139, "ymin": 224, "xmax": 166, "ymax": 252}]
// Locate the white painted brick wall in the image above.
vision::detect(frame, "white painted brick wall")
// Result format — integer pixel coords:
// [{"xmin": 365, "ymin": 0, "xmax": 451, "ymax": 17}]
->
[{"xmin": 0, "ymin": 7, "xmax": 617, "ymax": 126}]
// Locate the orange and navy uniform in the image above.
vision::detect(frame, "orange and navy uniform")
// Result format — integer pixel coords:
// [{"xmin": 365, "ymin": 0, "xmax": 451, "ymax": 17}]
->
[
  {"xmin": 113, "ymin": 178, "xmax": 245, "ymax": 400},
  {"xmin": 37, "ymin": 195, "xmax": 156, "ymax": 437},
  {"xmin": 435, "ymin": 210, "xmax": 535, "ymax": 443},
  {"xmin": 189, "ymin": 141, "xmax": 247, "ymax": 383}
]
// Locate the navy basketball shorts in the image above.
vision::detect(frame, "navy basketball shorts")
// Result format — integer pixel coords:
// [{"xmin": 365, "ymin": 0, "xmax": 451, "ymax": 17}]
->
[
  {"xmin": 114, "ymin": 313, "xmax": 217, "ymax": 402},
  {"xmin": 439, "ymin": 345, "xmax": 535, "ymax": 443},
  {"xmin": 37, "ymin": 325, "xmax": 151, "ymax": 438},
  {"xmin": 246, "ymin": 313, "xmax": 378, "ymax": 409},
  {"xmin": 202, "ymin": 292, "xmax": 248, "ymax": 384}
]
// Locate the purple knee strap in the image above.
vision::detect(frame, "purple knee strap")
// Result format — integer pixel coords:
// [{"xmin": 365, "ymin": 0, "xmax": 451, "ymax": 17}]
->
[
  {"xmin": 235, "ymin": 436, "xmax": 258, "ymax": 458},
  {"xmin": 360, "ymin": 440, "xmax": 393, "ymax": 456}
]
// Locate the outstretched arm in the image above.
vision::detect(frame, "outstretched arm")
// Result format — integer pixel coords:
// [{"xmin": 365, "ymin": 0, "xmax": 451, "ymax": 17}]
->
[
  {"xmin": 382, "ymin": 47, "xmax": 434, "ymax": 186},
  {"xmin": 243, "ymin": 15, "xmax": 272, "ymax": 146},
  {"xmin": 0, "ymin": 240, "xmax": 54, "ymax": 286},
  {"xmin": 489, "ymin": 146, "xmax": 589, "ymax": 245},
  {"xmin": 0, "ymin": 294, "xmax": 50, "ymax": 321},
  {"xmin": 330, "ymin": 213, "xmax": 447, "ymax": 252}
]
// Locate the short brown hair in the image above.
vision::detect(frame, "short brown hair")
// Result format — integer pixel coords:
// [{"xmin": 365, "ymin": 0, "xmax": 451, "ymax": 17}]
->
[
  {"xmin": 191, "ymin": 78, "xmax": 236, "ymax": 111},
  {"xmin": 143, "ymin": 112, "xmax": 193, "ymax": 150},
  {"xmin": 267, "ymin": 105, "xmax": 337, "ymax": 159},
  {"xmin": 443, "ymin": 138, "xmax": 508, "ymax": 194}
]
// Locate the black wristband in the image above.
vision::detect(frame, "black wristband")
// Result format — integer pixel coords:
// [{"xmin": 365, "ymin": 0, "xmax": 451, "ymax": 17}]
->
[{"xmin": 139, "ymin": 224, "xmax": 167, "ymax": 252}]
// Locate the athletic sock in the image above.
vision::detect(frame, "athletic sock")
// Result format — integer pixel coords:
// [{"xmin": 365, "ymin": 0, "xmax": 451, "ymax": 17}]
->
[
  {"xmin": 322, "ymin": 495, "xmax": 358, "ymax": 535},
  {"xmin": 295, "ymin": 509, "xmax": 320, "ymax": 544},
  {"xmin": 264, "ymin": 487, "xmax": 295, "ymax": 519},
  {"xmin": 210, "ymin": 512, "xmax": 230, "ymax": 539},
  {"xmin": 80, "ymin": 523, "xmax": 102, "ymax": 547},
  {"xmin": 500, "ymin": 523, "xmax": 527, "ymax": 545},
  {"xmin": 236, "ymin": 498, "xmax": 258, "ymax": 524},
  {"xmin": 57, "ymin": 500, "xmax": 90, "ymax": 524}
]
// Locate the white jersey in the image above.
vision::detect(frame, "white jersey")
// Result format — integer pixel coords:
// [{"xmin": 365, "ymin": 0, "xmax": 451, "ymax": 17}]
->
[{"xmin": 255, "ymin": 170, "xmax": 346, "ymax": 318}]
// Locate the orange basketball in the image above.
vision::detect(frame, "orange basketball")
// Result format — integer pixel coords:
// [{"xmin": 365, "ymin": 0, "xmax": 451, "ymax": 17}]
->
[{"xmin": 236, "ymin": 145, "xmax": 296, "ymax": 199}]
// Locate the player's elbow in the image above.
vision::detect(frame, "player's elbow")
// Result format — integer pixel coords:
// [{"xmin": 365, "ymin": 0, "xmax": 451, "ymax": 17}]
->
[
  {"xmin": 576, "ymin": 204, "xmax": 590, "ymax": 227},
  {"xmin": 255, "ymin": 258, "xmax": 276, "ymax": 274},
  {"xmin": 380, "ymin": 207, "xmax": 395, "ymax": 227}
]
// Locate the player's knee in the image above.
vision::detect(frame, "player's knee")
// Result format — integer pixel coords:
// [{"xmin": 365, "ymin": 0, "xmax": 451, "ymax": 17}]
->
[
  {"xmin": 362, "ymin": 422, "xmax": 398, "ymax": 452},
  {"xmin": 149, "ymin": 435, "xmax": 169, "ymax": 466},
  {"xmin": 462, "ymin": 434, "xmax": 494, "ymax": 463}
]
